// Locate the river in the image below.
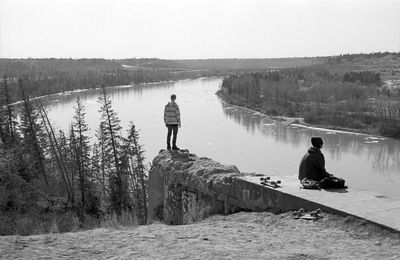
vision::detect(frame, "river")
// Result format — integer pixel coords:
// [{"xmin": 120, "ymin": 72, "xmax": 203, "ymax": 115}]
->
[{"xmin": 45, "ymin": 77, "xmax": 400, "ymax": 198}]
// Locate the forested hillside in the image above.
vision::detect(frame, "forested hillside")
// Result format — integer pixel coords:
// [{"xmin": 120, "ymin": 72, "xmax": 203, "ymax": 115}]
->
[
  {"xmin": 218, "ymin": 52, "xmax": 400, "ymax": 138},
  {"xmin": 0, "ymin": 78, "xmax": 148, "ymax": 235},
  {"xmin": 173, "ymin": 57, "xmax": 325, "ymax": 71}
]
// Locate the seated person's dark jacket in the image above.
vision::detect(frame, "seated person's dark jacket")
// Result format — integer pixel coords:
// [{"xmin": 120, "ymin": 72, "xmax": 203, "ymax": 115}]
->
[{"xmin": 298, "ymin": 147, "xmax": 330, "ymax": 181}]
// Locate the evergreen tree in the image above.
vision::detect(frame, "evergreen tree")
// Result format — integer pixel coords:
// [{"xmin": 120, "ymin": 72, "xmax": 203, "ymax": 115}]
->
[
  {"xmin": 97, "ymin": 86, "xmax": 125, "ymax": 213},
  {"xmin": 0, "ymin": 113, "xmax": 6, "ymax": 147},
  {"xmin": 0, "ymin": 75, "xmax": 18, "ymax": 148},
  {"xmin": 37, "ymin": 100, "xmax": 73, "ymax": 201},
  {"xmin": 19, "ymin": 78, "xmax": 48, "ymax": 185},
  {"xmin": 72, "ymin": 97, "xmax": 91, "ymax": 209},
  {"xmin": 124, "ymin": 122, "xmax": 148, "ymax": 224},
  {"xmin": 57, "ymin": 129, "xmax": 74, "ymax": 201},
  {"xmin": 92, "ymin": 137, "xmax": 109, "ymax": 199}
]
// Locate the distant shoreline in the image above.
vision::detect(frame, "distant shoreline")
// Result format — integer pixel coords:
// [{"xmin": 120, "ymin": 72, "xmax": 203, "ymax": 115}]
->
[
  {"xmin": 216, "ymin": 91, "xmax": 386, "ymax": 139},
  {"xmin": 8, "ymin": 76, "xmax": 221, "ymax": 108}
]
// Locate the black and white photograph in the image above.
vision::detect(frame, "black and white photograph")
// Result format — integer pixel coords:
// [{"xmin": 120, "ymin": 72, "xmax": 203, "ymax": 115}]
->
[{"xmin": 0, "ymin": 0, "xmax": 400, "ymax": 259}]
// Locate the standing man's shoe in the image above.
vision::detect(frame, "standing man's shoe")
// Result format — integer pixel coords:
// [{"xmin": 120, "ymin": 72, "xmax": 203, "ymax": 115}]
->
[{"xmin": 172, "ymin": 146, "xmax": 180, "ymax": 150}]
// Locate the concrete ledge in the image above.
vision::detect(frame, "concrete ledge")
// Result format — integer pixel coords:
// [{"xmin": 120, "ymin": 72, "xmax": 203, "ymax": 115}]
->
[
  {"xmin": 240, "ymin": 175, "xmax": 400, "ymax": 233},
  {"xmin": 148, "ymin": 150, "xmax": 400, "ymax": 233}
]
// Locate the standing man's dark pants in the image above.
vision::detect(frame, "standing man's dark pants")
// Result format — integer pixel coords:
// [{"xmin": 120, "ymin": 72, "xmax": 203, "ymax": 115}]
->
[{"xmin": 167, "ymin": 124, "xmax": 178, "ymax": 149}]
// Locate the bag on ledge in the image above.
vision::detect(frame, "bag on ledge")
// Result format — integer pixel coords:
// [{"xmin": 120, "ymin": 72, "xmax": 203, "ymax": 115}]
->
[
  {"xmin": 300, "ymin": 178, "xmax": 320, "ymax": 189},
  {"xmin": 319, "ymin": 176, "xmax": 346, "ymax": 189}
]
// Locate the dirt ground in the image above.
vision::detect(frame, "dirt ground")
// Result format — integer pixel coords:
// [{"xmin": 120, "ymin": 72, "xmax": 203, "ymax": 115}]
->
[{"xmin": 1, "ymin": 211, "xmax": 399, "ymax": 260}]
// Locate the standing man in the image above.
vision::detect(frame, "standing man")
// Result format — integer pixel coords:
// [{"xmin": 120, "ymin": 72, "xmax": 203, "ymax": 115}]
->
[{"xmin": 164, "ymin": 94, "xmax": 181, "ymax": 150}]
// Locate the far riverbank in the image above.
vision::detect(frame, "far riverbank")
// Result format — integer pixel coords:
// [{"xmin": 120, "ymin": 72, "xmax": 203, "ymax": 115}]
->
[{"xmin": 216, "ymin": 90, "xmax": 389, "ymax": 139}]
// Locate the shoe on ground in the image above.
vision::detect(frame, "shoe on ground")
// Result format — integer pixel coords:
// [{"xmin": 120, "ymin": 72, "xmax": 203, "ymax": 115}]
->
[{"xmin": 172, "ymin": 146, "xmax": 180, "ymax": 150}]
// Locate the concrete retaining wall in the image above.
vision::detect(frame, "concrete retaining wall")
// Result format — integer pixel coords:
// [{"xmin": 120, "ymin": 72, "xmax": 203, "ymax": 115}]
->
[
  {"xmin": 148, "ymin": 149, "xmax": 329, "ymax": 225},
  {"xmin": 148, "ymin": 149, "xmax": 400, "ymax": 233}
]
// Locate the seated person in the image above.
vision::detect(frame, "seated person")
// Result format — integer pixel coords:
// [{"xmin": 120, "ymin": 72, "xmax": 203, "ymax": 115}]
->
[{"xmin": 299, "ymin": 137, "xmax": 345, "ymax": 189}]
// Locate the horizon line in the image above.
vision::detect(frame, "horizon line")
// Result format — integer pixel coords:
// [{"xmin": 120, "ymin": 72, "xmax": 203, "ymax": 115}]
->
[{"xmin": 1, "ymin": 51, "xmax": 399, "ymax": 61}]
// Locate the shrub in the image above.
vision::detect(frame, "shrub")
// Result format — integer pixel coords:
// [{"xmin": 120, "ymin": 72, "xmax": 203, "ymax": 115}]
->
[
  {"xmin": 303, "ymin": 111, "xmax": 318, "ymax": 124},
  {"xmin": 100, "ymin": 210, "xmax": 137, "ymax": 228},
  {"xmin": 378, "ymin": 122, "xmax": 400, "ymax": 138}
]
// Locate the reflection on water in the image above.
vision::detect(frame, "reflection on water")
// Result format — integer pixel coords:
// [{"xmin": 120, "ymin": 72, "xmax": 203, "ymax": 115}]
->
[
  {"xmin": 222, "ymin": 102, "xmax": 400, "ymax": 175},
  {"xmin": 45, "ymin": 77, "xmax": 400, "ymax": 198}
]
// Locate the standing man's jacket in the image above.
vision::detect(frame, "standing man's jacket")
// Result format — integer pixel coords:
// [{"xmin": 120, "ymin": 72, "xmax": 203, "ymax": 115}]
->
[
  {"xmin": 298, "ymin": 147, "xmax": 330, "ymax": 181},
  {"xmin": 164, "ymin": 102, "xmax": 181, "ymax": 125}
]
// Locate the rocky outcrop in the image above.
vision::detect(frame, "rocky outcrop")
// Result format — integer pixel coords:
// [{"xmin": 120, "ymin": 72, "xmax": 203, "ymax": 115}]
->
[
  {"xmin": 148, "ymin": 149, "xmax": 320, "ymax": 225},
  {"xmin": 148, "ymin": 149, "xmax": 245, "ymax": 225}
]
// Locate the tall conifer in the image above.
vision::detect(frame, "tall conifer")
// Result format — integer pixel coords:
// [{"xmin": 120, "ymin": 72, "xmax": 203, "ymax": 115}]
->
[
  {"xmin": 19, "ymin": 78, "xmax": 48, "ymax": 185},
  {"xmin": 124, "ymin": 122, "xmax": 148, "ymax": 224},
  {"xmin": 72, "ymin": 97, "xmax": 91, "ymax": 209},
  {"xmin": 97, "ymin": 86, "xmax": 125, "ymax": 213}
]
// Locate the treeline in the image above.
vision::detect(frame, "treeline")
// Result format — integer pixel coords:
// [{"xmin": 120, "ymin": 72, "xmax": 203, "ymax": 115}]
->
[
  {"xmin": 343, "ymin": 71, "xmax": 381, "ymax": 84},
  {"xmin": 172, "ymin": 57, "xmax": 325, "ymax": 71},
  {"xmin": 0, "ymin": 75, "xmax": 148, "ymax": 235},
  {"xmin": 0, "ymin": 58, "xmax": 188, "ymax": 76},
  {"xmin": 327, "ymin": 52, "xmax": 400, "ymax": 63},
  {"xmin": 219, "ymin": 68, "xmax": 400, "ymax": 138},
  {"xmin": 0, "ymin": 58, "xmax": 211, "ymax": 105}
]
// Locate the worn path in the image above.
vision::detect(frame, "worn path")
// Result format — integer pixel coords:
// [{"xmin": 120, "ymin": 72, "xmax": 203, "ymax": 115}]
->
[{"xmin": 1, "ymin": 212, "xmax": 400, "ymax": 259}]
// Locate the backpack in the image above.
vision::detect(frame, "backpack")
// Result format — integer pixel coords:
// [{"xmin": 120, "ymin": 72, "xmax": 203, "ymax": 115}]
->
[{"xmin": 319, "ymin": 176, "xmax": 346, "ymax": 189}]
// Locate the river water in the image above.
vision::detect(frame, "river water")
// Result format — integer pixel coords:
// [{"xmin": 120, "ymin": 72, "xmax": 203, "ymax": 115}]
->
[{"xmin": 45, "ymin": 77, "xmax": 400, "ymax": 198}]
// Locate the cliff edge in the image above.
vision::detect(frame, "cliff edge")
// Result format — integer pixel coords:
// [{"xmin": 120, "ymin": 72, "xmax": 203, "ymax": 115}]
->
[{"xmin": 148, "ymin": 149, "xmax": 244, "ymax": 225}]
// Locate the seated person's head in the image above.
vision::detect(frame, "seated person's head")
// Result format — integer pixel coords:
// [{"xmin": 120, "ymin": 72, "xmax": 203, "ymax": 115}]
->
[{"xmin": 311, "ymin": 137, "xmax": 323, "ymax": 149}]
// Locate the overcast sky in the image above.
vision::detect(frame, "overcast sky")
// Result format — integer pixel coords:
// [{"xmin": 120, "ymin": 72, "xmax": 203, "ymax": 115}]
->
[{"xmin": 0, "ymin": 0, "xmax": 399, "ymax": 59}]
